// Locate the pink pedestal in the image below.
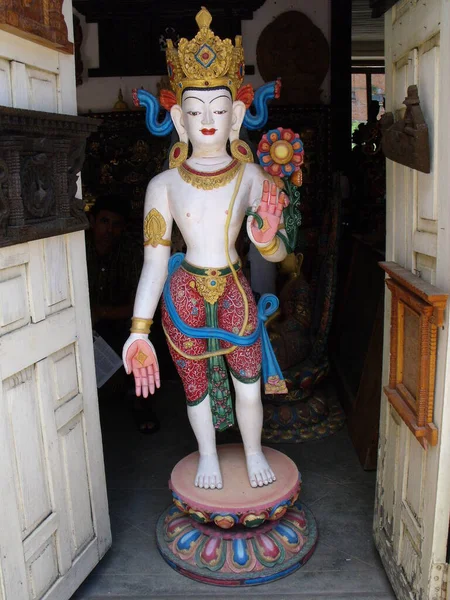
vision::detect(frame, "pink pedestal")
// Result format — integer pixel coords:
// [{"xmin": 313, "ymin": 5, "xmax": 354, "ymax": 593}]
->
[
  {"xmin": 156, "ymin": 444, "xmax": 318, "ymax": 586},
  {"xmin": 170, "ymin": 444, "xmax": 300, "ymax": 528}
]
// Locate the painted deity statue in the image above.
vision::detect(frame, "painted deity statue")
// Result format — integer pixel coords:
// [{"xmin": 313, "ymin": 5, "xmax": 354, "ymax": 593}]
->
[{"xmin": 123, "ymin": 8, "xmax": 294, "ymax": 491}]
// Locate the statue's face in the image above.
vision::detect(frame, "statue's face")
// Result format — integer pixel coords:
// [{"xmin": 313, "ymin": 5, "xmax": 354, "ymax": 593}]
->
[{"xmin": 181, "ymin": 88, "xmax": 234, "ymax": 151}]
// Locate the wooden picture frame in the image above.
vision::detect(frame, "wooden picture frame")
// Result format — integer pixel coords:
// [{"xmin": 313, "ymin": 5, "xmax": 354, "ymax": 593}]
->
[
  {"xmin": 0, "ymin": 0, "xmax": 73, "ymax": 54},
  {"xmin": 380, "ymin": 261, "xmax": 447, "ymax": 448}
]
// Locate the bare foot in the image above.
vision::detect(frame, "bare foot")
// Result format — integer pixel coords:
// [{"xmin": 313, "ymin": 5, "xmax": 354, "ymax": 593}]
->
[
  {"xmin": 195, "ymin": 453, "xmax": 223, "ymax": 490},
  {"xmin": 246, "ymin": 451, "xmax": 276, "ymax": 488}
]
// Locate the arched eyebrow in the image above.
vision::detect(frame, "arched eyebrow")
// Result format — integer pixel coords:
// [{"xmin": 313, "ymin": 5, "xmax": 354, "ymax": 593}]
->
[
  {"xmin": 211, "ymin": 94, "xmax": 231, "ymax": 102},
  {"xmin": 183, "ymin": 96, "xmax": 205, "ymax": 103}
]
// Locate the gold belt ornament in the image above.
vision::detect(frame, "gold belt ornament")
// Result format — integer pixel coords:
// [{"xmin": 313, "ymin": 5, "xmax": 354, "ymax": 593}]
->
[{"xmin": 189, "ymin": 268, "xmax": 228, "ymax": 304}]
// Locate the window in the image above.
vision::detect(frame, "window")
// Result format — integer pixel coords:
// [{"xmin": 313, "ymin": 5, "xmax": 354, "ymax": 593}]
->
[{"xmin": 351, "ymin": 69, "xmax": 385, "ymax": 132}]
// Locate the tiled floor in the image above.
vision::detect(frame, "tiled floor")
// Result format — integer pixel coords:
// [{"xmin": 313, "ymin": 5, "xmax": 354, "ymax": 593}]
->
[{"xmin": 71, "ymin": 380, "xmax": 396, "ymax": 600}]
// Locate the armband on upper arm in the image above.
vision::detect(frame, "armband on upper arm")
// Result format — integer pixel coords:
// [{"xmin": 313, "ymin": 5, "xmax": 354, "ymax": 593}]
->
[{"xmin": 143, "ymin": 208, "xmax": 171, "ymax": 248}]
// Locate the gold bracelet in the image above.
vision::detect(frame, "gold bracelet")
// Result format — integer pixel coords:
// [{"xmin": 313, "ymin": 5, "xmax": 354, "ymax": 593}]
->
[
  {"xmin": 130, "ymin": 317, "xmax": 153, "ymax": 335},
  {"xmin": 258, "ymin": 236, "xmax": 280, "ymax": 256}
]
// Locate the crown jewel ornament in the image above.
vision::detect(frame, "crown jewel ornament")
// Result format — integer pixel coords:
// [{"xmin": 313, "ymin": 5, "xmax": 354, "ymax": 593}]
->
[{"xmin": 166, "ymin": 6, "xmax": 245, "ymax": 104}]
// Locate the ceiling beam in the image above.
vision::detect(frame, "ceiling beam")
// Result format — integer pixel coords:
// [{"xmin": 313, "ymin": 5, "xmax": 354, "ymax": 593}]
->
[
  {"xmin": 370, "ymin": 0, "xmax": 397, "ymax": 18},
  {"xmin": 73, "ymin": 0, "xmax": 266, "ymax": 22}
]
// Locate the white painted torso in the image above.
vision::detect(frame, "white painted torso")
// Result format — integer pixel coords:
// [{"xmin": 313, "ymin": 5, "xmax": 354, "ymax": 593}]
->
[{"xmin": 157, "ymin": 161, "xmax": 267, "ymax": 268}]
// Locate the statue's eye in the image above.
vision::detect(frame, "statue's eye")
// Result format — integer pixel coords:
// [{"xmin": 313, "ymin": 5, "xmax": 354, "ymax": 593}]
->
[
  {"xmin": 187, "ymin": 111, "xmax": 201, "ymax": 116},
  {"xmin": 214, "ymin": 110, "xmax": 227, "ymax": 115}
]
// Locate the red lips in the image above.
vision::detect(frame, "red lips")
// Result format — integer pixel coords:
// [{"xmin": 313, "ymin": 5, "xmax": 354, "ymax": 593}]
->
[{"xmin": 201, "ymin": 128, "xmax": 217, "ymax": 135}]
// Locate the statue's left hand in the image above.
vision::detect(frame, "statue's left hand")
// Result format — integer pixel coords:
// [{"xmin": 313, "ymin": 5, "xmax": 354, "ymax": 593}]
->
[{"xmin": 251, "ymin": 180, "xmax": 289, "ymax": 244}]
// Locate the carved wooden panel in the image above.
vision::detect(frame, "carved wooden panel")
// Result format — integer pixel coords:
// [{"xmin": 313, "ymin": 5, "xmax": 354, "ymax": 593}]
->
[
  {"xmin": 0, "ymin": 0, "xmax": 73, "ymax": 54},
  {"xmin": 0, "ymin": 107, "xmax": 100, "ymax": 249},
  {"xmin": 380, "ymin": 261, "xmax": 447, "ymax": 448},
  {"xmin": 257, "ymin": 11, "xmax": 329, "ymax": 104},
  {"xmin": 381, "ymin": 85, "xmax": 431, "ymax": 174}
]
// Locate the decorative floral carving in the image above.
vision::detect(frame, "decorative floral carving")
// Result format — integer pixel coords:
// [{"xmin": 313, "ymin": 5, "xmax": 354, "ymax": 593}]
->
[
  {"xmin": 0, "ymin": 106, "xmax": 99, "ymax": 248},
  {"xmin": 170, "ymin": 475, "xmax": 301, "ymax": 530},
  {"xmin": 22, "ymin": 153, "xmax": 54, "ymax": 219},
  {"xmin": 157, "ymin": 501, "xmax": 318, "ymax": 584}
]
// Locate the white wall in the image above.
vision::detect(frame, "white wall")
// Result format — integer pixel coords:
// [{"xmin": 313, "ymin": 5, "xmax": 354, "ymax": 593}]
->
[{"xmin": 76, "ymin": 0, "xmax": 331, "ymax": 113}]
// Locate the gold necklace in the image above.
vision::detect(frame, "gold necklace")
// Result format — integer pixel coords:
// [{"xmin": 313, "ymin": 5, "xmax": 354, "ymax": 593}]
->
[{"xmin": 178, "ymin": 159, "xmax": 241, "ymax": 190}]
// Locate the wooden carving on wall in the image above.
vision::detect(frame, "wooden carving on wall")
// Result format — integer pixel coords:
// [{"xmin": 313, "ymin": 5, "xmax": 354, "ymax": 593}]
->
[
  {"xmin": 380, "ymin": 262, "xmax": 448, "ymax": 448},
  {"xmin": 0, "ymin": 0, "xmax": 73, "ymax": 54},
  {"xmin": 380, "ymin": 85, "xmax": 430, "ymax": 173},
  {"xmin": 0, "ymin": 106, "xmax": 99, "ymax": 248},
  {"xmin": 256, "ymin": 11, "xmax": 329, "ymax": 105}
]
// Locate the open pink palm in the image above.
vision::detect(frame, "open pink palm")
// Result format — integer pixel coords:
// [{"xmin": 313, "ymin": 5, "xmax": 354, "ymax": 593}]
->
[
  {"xmin": 125, "ymin": 339, "xmax": 161, "ymax": 398},
  {"xmin": 251, "ymin": 180, "xmax": 289, "ymax": 244}
]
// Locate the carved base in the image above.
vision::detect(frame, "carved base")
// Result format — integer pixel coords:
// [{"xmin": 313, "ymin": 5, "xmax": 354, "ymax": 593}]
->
[
  {"xmin": 157, "ymin": 444, "xmax": 318, "ymax": 585},
  {"xmin": 156, "ymin": 501, "xmax": 318, "ymax": 586}
]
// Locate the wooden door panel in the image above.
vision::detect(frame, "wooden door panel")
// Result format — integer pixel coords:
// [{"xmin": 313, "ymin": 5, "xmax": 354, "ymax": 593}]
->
[
  {"xmin": 50, "ymin": 345, "xmax": 79, "ymax": 407},
  {"xmin": 0, "ymin": 59, "xmax": 59, "ymax": 112},
  {"xmin": 25, "ymin": 536, "xmax": 59, "ymax": 600},
  {"xmin": 43, "ymin": 237, "xmax": 72, "ymax": 316},
  {"xmin": 27, "ymin": 67, "xmax": 57, "ymax": 113},
  {"xmin": 59, "ymin": 414, "xmax": 96, "ymax": 559},
  {"xmin": 379, "ymin": 405, "xmax": 401, "ymax": 543},
  {"xmin": 392, "ymin": 50, "xmax": 417, "ymax": 272},
  {"xmin": 417, "ymin": 38, "xmax": 439, "ymax": 225},
  {"xmin": 399, "ymin": 522, "xmax": 421, "ymax": 590},
  {"xmin": 0, "ymin": 234, "xmax": 110, "ymax": 600},
  {"xmin": 10, "ymin": 60, "xmax": 29, "ymax": 109},
  {"xmin": 4, "ymin": 367, "xmax": 52, "ymax": 539},
  {"xmin": 0, "ymin": 264, "xmax": 30, "ymax": 335},
  {"xmin": 376, "ymin": 2, "xmax": 450, "ymax": 599},
  {"xmin": 415, "ymin": 253, "xmax": 436, "ymax": 286},
  {"xmin": 403, "ymin": 435, "xmax": 425, "ymax": 525},
  {"xmin": 0, "ymin": 57, "xmax": 12, "ymax": 106}
]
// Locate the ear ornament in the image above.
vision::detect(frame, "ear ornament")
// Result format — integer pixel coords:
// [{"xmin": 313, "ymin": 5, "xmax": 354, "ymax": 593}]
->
[
  {"xmin": 230, "ymin": 139, "xmax": 254, "ymax": 163},
  {"xmin": 169, "ymin": 141, "xmax": 189, "ymax": 169}
]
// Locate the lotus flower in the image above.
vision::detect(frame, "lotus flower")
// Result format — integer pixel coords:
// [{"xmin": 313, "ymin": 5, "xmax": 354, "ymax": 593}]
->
[{"xmin": 257, "ymin": 127, "xmax": 304, "ymax": 178}]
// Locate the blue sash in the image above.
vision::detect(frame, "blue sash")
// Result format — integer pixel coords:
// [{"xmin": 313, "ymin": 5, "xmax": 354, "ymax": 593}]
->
[{"xmin": 163, "ymin": 253, "xmax": 287, "ymax": 395}]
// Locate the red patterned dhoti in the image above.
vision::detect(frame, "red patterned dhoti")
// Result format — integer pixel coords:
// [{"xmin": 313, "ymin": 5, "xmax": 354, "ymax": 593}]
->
[{"xmin": 161, "ymin": 261, "xmax": 262, "ymax": 409}]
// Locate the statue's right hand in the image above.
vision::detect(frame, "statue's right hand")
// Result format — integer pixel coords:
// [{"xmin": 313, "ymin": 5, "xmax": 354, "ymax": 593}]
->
[{"xmin": 122, "ymin": 334, "xmax": 160, "ymax": 398}]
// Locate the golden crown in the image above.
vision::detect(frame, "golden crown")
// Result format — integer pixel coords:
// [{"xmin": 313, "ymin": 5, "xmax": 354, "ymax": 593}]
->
[{"xmin": 166, "ymin": 6, "xmax": 245, "ymax": 104}]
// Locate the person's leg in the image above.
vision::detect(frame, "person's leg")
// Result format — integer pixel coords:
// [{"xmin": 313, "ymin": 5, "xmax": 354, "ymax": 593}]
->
[{"xmin": 131, "ymin": 393, "xmax": 160, "ymax": 434}]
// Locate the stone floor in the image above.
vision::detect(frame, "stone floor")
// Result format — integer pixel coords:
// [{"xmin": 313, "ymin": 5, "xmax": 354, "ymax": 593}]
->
[{"xmin": 71, "ymin": 380, "xmax": 396, "ymax": 600}]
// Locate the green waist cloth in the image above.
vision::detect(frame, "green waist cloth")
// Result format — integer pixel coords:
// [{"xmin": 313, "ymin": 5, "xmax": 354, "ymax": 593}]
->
[
  {"xmin": 181, "ymin": 258, "xmax": 241, "ymax": 277},
  {"xmin": 205, "ymin": 302, "xmax": 234, "ymax": 431},
  {"xmin": 182, "ymin": 258, "xmax": 241, "ymax": 432}
]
